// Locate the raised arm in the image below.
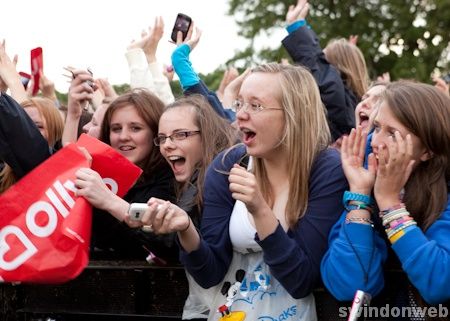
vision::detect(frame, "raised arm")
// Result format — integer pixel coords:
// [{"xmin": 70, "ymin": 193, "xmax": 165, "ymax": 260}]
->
[
  {"xmin": 0, "ymin": 40, "xmax": 28, "ymax": 103},
  {"xmin": 281, "ymin": 1, "xmax": 355, "ymax": 140},
  {"xmin": 62, "ymin": 69, "xmax": 95, "ymax": 145},
  {"xmin": 171, "ymin": 24, "xmax": 235, "ymax": 122}
]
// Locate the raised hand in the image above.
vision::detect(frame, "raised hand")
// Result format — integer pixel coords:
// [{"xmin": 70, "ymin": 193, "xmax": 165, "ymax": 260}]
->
[
  {"xmin": 216, "ymin": 67, "xmax": 239, "ymax": 101},
  {"xmin": 222, "ymin": 68, "xmax": 251, "ymax": 108},
  {"xmin": 128, "ymin": 16, "xmax": 164, "ymax": 63},
  {"xmin": 373, "ymin": 131, "xmax": 415, "ymax": 210},
  {"xmin": 163, "ymin": 64, "xmax": 174, "ymax": 82},
  {"xmin": 377, "ymin": 72, "xmax": 391, "ymax": 83},
  {"xmin": 39, "ymin": 70, "xmax": 57, "ymax": 101},
  {"xmin": 0, "ymin": 40, "xmax": 27, "ymax": 102},
  {"xmin": 176, "ymin": 22, "xmax": 202, "ymax": 52},
  {"xmin": 432, "ymin": 75, "xmax": 449, "ymax": 97},
  {"xmin": 286, "ymin": 0, "xmax": 310, "ymax": 24},
  {"xmin": 96, "ymin": 78, "xmax": 118, "ymax": 101},
  {"xmin": 349, "ymin": 35, "xmax": 359, "ymax": 46},
  {"xmin": 341, "ymin": 127, "xmax": 377, "ymax": 195},
  {"xmin": 66, "ymin": 68, "xmax": 95, "ymax": 117}
]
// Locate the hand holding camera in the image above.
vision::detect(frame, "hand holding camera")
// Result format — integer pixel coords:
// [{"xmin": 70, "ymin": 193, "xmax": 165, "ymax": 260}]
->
[
  {"xmin": 66, "ymin": 67, "xmax": 96, "ymax": 116},
  {"xmin": 171, "ymin": 13, "xmax": 202, "ymax": 52}
]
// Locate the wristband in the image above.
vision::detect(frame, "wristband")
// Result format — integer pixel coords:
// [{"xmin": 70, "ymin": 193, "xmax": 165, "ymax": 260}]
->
[
  {"xmin": 343, "ymin": 191, "xmax": 374, "ymax": 208},
  {"xmin": 345, "ymin": 203, "xmax": 373, "ymax": 214}
]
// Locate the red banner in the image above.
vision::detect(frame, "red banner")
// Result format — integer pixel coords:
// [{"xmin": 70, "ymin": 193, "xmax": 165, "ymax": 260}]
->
[{"xmin": 0, "ymin": 134, "xmax": 142, "ymax": 283}]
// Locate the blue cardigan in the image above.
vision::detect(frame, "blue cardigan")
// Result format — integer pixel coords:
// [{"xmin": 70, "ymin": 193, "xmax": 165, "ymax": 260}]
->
[{"xmin": 180, "ymin": 145, "xmax": 348, "ymax": 299}]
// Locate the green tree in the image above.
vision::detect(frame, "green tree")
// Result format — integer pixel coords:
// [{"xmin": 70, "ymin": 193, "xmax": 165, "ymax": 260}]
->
[{"xmin": 226, "ymin": 0, "xmax": 450, "ymax": 82}]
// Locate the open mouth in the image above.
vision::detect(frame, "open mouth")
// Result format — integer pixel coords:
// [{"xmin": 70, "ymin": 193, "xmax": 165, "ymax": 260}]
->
[
  {"xmin": 358, "ymin": 112, "xmax": 369, "ymax": 127},
  {"xmin": 167, "ymin": 155, "xmax": 186, "ymax": 173},
  {"xmin": 241, "ymin": 128, "xmax": 256, "ymax": 144}
]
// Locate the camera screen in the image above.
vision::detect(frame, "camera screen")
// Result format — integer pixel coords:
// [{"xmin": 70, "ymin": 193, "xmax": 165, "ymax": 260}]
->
[{"xmin": 175, "ymin": 16, "xmax": 190, "ymax": 32}]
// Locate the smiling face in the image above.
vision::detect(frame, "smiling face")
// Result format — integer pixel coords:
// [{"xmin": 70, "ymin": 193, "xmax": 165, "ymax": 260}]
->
[
  {"xmin": 236, "ymin": 72, "xmax": 285, "ymax": 160},
  {"xmin": 25, "ymin": 106, "xmax": 48, "ymax": 140},
  {"xmin": 371, "ymin": 102, "xmax": 430, "ymax": 165},
  {"xmin": 355, "ymin": 84, "xmax": 386, "ymax": 131},
  {"xmin": 109, "ymin": 104, "xmax": 153, "ymax": 167},
  {"xmin": 158, "ymin": 106, "xmax": 202, "ymax": 183}
]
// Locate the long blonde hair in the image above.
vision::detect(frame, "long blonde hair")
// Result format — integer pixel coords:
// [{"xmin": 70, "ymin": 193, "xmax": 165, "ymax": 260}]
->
[
  {"xmin": 324, "ymin": 38, "xmax": 369, "ymax": 99},
  {"xmin": 0, "ymin": 97, "xmax": 64, "ymax": 193},
  {"xmin": 251, "ymin": 63, "xmax": 331, "ymax": 227}
]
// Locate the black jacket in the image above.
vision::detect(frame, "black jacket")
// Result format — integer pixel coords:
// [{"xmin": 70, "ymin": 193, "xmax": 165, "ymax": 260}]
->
[
  {"xmin": 282, "ymin": 26, "xmax": 357, "ymax": 141},
  {"xmin": 0, "ymin": 93, "xmax": 51, "ymax": 180}
]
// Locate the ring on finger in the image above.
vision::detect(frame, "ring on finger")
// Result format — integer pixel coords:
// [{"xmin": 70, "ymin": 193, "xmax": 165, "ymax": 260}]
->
[{"xmin": 142, "ymin": 225, "xmax": 153, "ymax": 232}]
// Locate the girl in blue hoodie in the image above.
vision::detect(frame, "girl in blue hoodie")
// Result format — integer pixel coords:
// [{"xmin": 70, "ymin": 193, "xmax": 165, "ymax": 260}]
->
[{"xmin": 321, "ymin": 81, "xmax": 450, "ymax": 305}]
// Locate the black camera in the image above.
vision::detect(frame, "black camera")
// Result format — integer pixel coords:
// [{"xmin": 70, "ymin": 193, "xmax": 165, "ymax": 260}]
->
[{"xmin": 171, "ymin": 13, "xmax": 192, "ymax": 42}]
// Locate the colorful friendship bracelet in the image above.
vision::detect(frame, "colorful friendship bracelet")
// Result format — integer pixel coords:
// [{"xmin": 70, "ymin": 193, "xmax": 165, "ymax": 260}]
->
[
  {"xmin": 388, "ymin": 225, "xmax": 417, "ymax": 244},
  {"xmin": 386, "ymin": 220, "xmax": 417, "ymax": 238}
]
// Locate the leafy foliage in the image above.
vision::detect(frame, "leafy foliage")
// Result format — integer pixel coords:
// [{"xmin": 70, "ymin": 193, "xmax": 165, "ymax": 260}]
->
[{"xmin": 226, "ymin": 0, "xmax": 450, "ymax": 82}]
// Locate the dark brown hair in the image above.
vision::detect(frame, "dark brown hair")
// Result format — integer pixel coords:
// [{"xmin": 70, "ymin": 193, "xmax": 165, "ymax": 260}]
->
[
  {"xmin": 164, "ymin": 95, "xmax": 238, "ymax": 207},
  {"xmin": 382, "ymin": 81, "xmax": 450, "ymax": 230},
  {"xmin": 100, "ymin": 89, "xmax": 166, "ymax": 180}
]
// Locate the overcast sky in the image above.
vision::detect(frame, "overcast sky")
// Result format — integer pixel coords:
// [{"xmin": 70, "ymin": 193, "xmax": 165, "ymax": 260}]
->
[{"xmin": 0, "ymin": 0, "xmax": 250, "ymax": 92}]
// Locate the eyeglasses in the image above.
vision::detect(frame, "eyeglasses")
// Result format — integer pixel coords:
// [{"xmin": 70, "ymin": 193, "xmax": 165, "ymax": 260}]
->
[
  {"xmin": 154, "ymin": 130, "xmax": 201, "ymax": 146},
  {"xmin": 232, "ymin": 99, "xmax": 283, "ymax": 114}
]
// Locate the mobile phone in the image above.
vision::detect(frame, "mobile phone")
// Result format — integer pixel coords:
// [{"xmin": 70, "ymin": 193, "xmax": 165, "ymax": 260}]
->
[
  {"xmin": 442, "ymin": 73, "xmax": 450, "ymax": 84},
  {"xmin": 128, "ymin": 203, "xmax": 162, "ymax": 221},
  {"xmin": 19, "ymin": 72, "xmax": 31, "ymax": 89},
  {"xmin": 128, "ymin": 203, "xmax": 148, "ymax": 221},
  {"xmin": 30, "ymin": 47, "xmax": 43, "ymax": 96},
  {"xmin": 171, "ymin": 13, "xmax": 192, "ymax": 42}
]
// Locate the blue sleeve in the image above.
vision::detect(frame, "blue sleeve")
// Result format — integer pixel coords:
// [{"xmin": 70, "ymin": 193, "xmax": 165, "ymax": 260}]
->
[
  {"xmin": 286, "ymin": 19, "xmax": 307, "ymax": 34},
  {"xmin": 180, "ymin": 145, "xmax": 245, "ymax": 288},
  {"xmin": 184, "ymin": 81, "xmax": 236, "ymax": 122},
  {"xmin": 0, "ymin": 93, "xmax": 51, "ymax": 179},
  {"xmin": 281, "ymin": 26, "xmax": 356, "ymax": 141},
  {"xmin": 171, "ymin": 44, "xmax": 200, "ymax": 90},
  {"xmin": 391, "ymin": 198, "xmax": 450, "ymax": 304},
  {"xmin": 256, "ymin": 148, "xmax": 349, "ymax": 299},
  {"xmin": 320, "ymin": 211, "xmax": 388, "ymax": 301}
]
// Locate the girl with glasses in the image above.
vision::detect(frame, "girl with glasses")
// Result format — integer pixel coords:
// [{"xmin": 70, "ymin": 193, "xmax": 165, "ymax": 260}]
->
[
  {"xmin": 137, "ymin": 63, "xmax": 347, "ymax": 320},
  {"xmin": 132, "ymin": 95, "xmax": 237, "ymax": 320}
]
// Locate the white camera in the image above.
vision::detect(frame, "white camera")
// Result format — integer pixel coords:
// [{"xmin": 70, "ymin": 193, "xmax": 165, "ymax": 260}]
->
[
  {"xmin": 128, "ymin": 203, "xmax": 148, "ymax": 221},
  {"xmin": 128, "ymin": 203, "xmax": 163, "ymax": 221}
]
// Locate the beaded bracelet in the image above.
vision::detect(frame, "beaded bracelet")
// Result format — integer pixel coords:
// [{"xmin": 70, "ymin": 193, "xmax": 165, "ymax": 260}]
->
[
  {"xmin": 389, "ymin": 216, "xmax": 413, "ymax": 230},
  {"xmin": 345, "ymin": 217, "xmax": 374, "ymax": 225},
  {"xmin": 379, "ymin": 203, "xmax": 405, "ymax": 216},
  {"xmin": 382, "ymin": 208, "xmax": 410, "ymax": 226},
  {"xmin": 386, "ymin": 220, "xmax": 417, "ymax": 238}
]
